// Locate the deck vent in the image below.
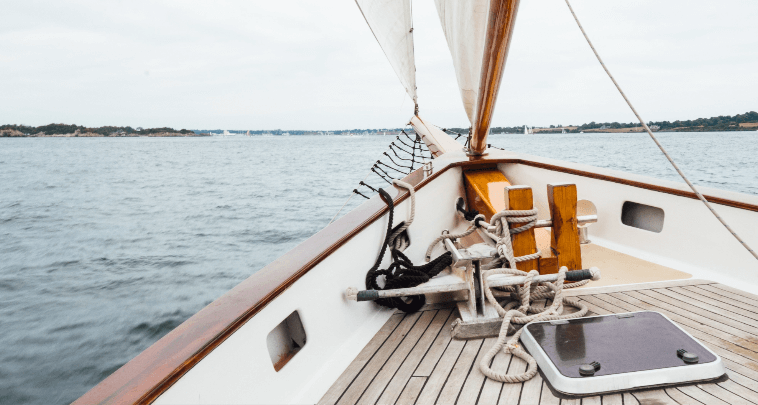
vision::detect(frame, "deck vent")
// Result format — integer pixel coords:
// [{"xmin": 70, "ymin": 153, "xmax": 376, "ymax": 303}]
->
[
  {"xmin": 621, "ymin": 201, "xmax": 664, "ymax": 233},
  {"xmin": 267, "ymin": 311, "xmax": 306, "ymax": 372}
]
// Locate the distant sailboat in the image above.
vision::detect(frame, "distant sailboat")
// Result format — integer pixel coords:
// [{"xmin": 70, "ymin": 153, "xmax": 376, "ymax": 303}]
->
[
  {"xmin": 223, "ymin": 130, "xmax": 231, "ymax": 136},
  {"xmin": 561, "ymin": 128, "xmax": 567, "ymax": 134}
]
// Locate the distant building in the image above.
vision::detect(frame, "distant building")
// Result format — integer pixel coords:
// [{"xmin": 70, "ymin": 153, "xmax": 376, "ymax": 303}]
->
[{"xmin": 649, "ymin": 125, "xmax": 660, "ymax": 131}]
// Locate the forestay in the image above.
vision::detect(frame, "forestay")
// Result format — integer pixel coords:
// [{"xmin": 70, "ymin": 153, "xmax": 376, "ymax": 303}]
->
[
  {"xmin": 355, "ymin": 0, "xmax": 418, "ymax": 106},
  {"xmin": 434, "ymin": 0, "xmax": 489, "ymax": 124}
]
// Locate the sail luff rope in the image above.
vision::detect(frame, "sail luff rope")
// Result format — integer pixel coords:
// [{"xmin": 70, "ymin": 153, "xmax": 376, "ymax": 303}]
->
[{"xmin": 565, "ymin": 0, "xmax": 758, "ymax": 262}]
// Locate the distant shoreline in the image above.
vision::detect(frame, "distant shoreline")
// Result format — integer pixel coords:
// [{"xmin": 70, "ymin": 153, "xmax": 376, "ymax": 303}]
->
[{"xmin": 1, "ymin": 131, "xmax": 211, "ymax": 138}]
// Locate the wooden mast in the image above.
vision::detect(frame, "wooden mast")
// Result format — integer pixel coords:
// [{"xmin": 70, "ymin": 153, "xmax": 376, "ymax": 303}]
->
[{"xmin": 469, "ymin": 0, "xmax": 521, "ymax": 155}]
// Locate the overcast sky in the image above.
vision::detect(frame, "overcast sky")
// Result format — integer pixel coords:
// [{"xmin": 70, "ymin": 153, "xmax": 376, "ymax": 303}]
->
[{"xmin": 2, "ymin": 1, "xmax": 757, "ymax": 130}]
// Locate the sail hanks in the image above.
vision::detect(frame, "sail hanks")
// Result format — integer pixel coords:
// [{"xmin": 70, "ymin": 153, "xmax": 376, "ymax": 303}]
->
[
  {"xmin": 355, "ymin": 0, "xmax": 418, "ymax": 106},
  {"xmin": 434, "ymin": 0, "xmax": 489, "ymax": 124}
]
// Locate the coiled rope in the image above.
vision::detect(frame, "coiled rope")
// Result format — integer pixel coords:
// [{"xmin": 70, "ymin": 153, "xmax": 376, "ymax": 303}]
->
[
  {"xmin": 565, "ymin": 0, "xmax": 758, "ymax": 262},
  {"xmin": 427, "ymin": 206, "xmax": 592, "ymax": 383},
  {"xmin": 476, "ymin": 209, "xmax": 591, "ymax": 383},
  {"xmin": 365, "ymin": 180, "xmax": 453, "ymax": 313}
]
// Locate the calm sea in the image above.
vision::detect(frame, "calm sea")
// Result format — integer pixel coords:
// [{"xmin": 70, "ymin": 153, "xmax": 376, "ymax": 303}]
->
[{"xmin": 1, "ymin": 132, "xmax": 756, "ymax": 404}]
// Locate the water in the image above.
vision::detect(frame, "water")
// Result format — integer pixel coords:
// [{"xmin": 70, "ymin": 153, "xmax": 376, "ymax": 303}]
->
[{"xmin": 0, "ymin": 132, "xmax": 756, "ymax": 404}]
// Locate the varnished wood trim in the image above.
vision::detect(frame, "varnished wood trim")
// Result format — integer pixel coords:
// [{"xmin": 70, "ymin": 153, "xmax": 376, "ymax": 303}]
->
[
  {"xmin": 470, "ymin": 0, "xmax": 520, "ymax": 154},
  {"xmin": 75, "ymin": 155, "xmax": 757, "ymax": 405}
]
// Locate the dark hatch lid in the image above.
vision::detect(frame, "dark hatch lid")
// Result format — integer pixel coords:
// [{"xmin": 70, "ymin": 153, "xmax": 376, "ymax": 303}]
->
[{"xmin": 525, "ymin": 311, "xmax": 717, "ymax": 378}]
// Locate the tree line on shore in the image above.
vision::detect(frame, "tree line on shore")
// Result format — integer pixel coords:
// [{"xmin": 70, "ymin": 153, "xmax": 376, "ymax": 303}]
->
[
  {"xmin": 0, "ymin": 123, "xmax": 193, "ymax": 136},
  {"xmin": 448, "ymin": 111, "xmax": 758, "ymax": 134},
  {"xmin": 3, "ymin": 111, "xmax": 756, "ymax": 137}
]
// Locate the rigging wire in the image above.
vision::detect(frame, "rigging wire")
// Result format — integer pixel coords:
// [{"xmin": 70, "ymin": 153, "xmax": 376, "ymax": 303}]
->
[{"xmin": 565, "ymin": 0, "xmax": 758, "ymax": 262}]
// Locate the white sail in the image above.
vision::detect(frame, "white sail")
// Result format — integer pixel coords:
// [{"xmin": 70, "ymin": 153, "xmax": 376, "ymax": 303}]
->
[
  {"xmin": 434, "ymin": 0, "xmax": 489, "ymax": 123},
  {"xmin": 355, "ymin": 0, "xmax": 417, "ymax": 106}
]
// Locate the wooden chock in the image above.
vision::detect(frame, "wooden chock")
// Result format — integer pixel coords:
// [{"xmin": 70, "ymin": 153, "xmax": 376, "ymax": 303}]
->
[
  {"xmin": 505, "ymin": 185, "xmax": 539, "ymax": 272},
  {"xmin": 547, "ymin": 183, "xmax": 582, "ymax": 270}
]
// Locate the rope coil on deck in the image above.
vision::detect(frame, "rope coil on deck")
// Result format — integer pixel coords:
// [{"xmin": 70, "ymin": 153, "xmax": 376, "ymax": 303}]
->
[
  {"xmin": 450, "ymin": 207, "xmax": 593, "ymax": 383},
  {"xmin": 364, "ymin": 180, "xmax": 453, "ymax": 313}
]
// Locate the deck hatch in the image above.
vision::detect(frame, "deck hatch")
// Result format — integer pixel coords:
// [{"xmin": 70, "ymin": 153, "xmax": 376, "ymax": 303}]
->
[
  {"xmin": 266, "ymin": 310, "xmax": 306, "ymax": 372},
  {"xmin": 521, "ymin": 311, "xmax": 724, "ymax": 395},
  {"xmin": 621, "ymin": 201, "xmax": 664, "ymax": 233}
]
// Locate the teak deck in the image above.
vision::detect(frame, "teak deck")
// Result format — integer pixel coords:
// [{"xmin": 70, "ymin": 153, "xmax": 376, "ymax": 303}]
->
[{"xmin": 319, "ymin": 279, "xmax": 758, "ymax": 405}]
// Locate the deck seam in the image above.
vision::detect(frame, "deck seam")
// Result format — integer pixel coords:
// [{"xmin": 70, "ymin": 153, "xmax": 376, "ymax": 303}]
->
[
  {"xmin": 431, "ymin": 338, "xmax": 468, "ymax": 405},
  {"xmin": 372, "ymin": 310, "xmax": 440, "ymax": 405},
  {"xmin": 586, "ymin": 293, "xmax": 758, "ymax": 366},
  {"xmin": 454, "ymin": 339, "xmax": 486, "ymax": 405},
  {"xmin": 352, "ymin": 312, "xmax": 426, "ymax": 405},
  {"xmin": 326, "ymin": 314, "xmax": 405, "ymax": 405}
]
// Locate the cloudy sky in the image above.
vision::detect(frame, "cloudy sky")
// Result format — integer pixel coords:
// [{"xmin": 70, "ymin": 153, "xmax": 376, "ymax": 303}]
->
[{"xmin": 2, "ymin": 0, "xmax": 756, "ymax": 130}]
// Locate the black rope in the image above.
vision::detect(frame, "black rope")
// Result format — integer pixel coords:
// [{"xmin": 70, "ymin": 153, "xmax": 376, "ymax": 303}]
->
[
  {"xmin": 371, "ymin": 167, "xmax": 393, "ymax": 184},
  {"xmin": 389, "ymin": 143, "xmax": 415, "ymax": 160},
  {"xmin": 365, "ymin": 189, "xmax": 454, "ymax": 313},
  {"xmin": 353, "ymin": 189, "xmax": 370, "ymax": 199},
  {"xmin": 372, "ymin": 164, "xmax": 394, "ymax": 180},
  {"xmin": 383, "ymin": 152, "xmax": 413, "ymax": 169},
  {"xmin": 376, "ymin": 160, "xmax": 409, "ymax": 175},
  {"xmin": 359, "ymin": 181, "xmax": 378, "ymax": 193},
  {"xmin": 396, "ymin": 136, "xmax": 416, "ymax": 150},
  {"xmin": 456, "ymin": 198, "xmax": 486, "ymax": 228}
]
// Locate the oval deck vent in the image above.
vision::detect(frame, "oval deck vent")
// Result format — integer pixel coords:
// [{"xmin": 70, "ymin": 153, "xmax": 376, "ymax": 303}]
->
[
  {"xmin": 621, "ymin": 201, "xmax": 664, "ymax": 233},
  {"xmin": 267, "ymin": 311, "xmax": 306, "ymax": 372}
]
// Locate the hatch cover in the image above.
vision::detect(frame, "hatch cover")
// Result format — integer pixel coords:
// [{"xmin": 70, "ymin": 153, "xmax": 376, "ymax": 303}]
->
[{"xmin": 521, "ymin": 311, "xmax": 725, "ymax": 395}]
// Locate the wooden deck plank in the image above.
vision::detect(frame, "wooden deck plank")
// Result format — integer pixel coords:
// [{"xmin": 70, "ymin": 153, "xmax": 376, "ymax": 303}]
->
[
  {"xmin": 586, "ymin": 294, "xmax": 758, "ymax": 369},
  {"xmin": 723, "ymin": 360, "xmax": 758, "ymax": 385},
  {"xmin": 562, "ymin": 279, "xmax": 713, "ymax": 297},
  {"xmin": 676, "ymin": 385, "xmax": 731, "ymax": 405},
  {"xmin": 415, "ymin": 333, "xmax": 467, "ymax": 405},
  {"xmin": 377, "ymin": 310, "xmax": 454, "ymax": 405},
  {"xmin": 683, "ymin": 285, "xmax": 758, "ymax": 315},
  {"xmin": 653, "ymin": 287, "xmax": 758, "ymax": 327},
  {"xmin": 622, "ymin": 393, "xmax": 639, "ymax": 404},
  {"xmin": 724, "ymin": 368, "xmax": 758, "ymax": 396},
  {"xmin": 696, "ymin": 382, "xmax": 754, "ymax": 405},
  {"xmin": 319, "ymin": 313, "xmax": 404, "ymax": 405},
  {"xmin": 638, "ymin": 289, "xmax": 758, "ymax": 336},
  {"xmin": 662, "ymin": 388, "xmax": 700, "ymax": 404},
  {"xmin": 670, "ymin": 286, "xmax": 758, "ymax": 321},
  {"xmin": 711, "ymin": 283, "xmax": 758, "ymax": 303},
  {"xmin": 324, "ymin": 279, "xmax": 758, "ymax": 405},
  {"xmin": 618, "ymin": 291, "xmax": 758, "ymax": 350},
  {"xmin": 438, "ymin": 339, "xmax": 485, "ymax": 404},
  {"xmin": 357, "ymin": 310, "xmax": 438, "ymax": 405},
  {"xmin": 415, "ymin": 310, "xmax": 457, "ymax": 377},
  {"xmin": 497, "ymin": 300, "xmax": 547, "ymax": 405},
  {"xmin": 696, "ymin": 284, "xmax": 758, "ymax": 309},
  {"xmin": 579, "ymin": 395, "xmax": 600, "ymax": 405},
  {"xmin": 477, "ymin": 350, "xmax": 511, "ymax": 404},
  {"xmin": 600, "ymin": 393, "xmax": 622, "ymax": 405},
  {"xmin": 717, "ymin": 377, "xmax": 758, "ymax": 404},
  {"xmin": 633, "ymin": 389, "xmax": 681, "ymax": 404},
  {"xmin": 457, "ymin": 338, "xmax": 496, "ymax": 405},
  {"xmin": 336, "ymin": 312, "xmax": 422, "ymax": 405},
  {"xmin": 517, "ymin": 370, "xmax": 542, "ymax": 404},
  {"xmin": 396, "ymin": 376, "xmax": 426, "ymax": 405},
  {"xmin": 539, "ymin": 381, "xmax": 561, "ymax": 405}
]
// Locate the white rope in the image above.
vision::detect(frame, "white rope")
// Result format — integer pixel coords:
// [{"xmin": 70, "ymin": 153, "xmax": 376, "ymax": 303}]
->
[
  {"xmin": 390, "ymin": 180, "xmax": 415, "ymax": 251},
  {"xmin": 477, "ymin": 208, "xmax": 590, "ymax": 383},
  {"xmin": 564, "ymin": 0, "xmax": 758, "ymax": 262}
]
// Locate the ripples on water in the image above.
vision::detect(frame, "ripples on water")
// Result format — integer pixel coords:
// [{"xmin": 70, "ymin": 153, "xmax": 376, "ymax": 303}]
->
[{"xmin": 0, "ymin": 132, "xmax": 756, "ymax": 404}]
